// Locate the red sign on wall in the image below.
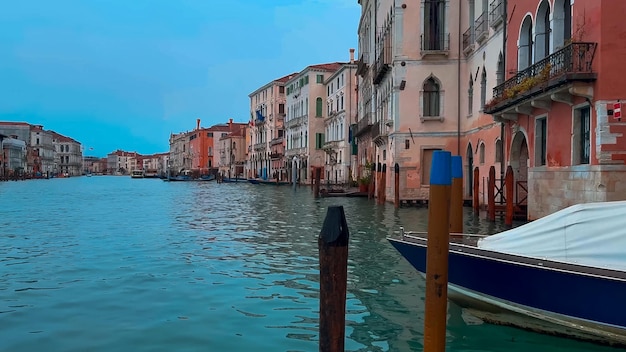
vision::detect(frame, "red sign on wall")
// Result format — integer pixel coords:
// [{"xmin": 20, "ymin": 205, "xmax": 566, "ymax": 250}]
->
[{"xmin": 614, "ymin": 102, "xmax": 622, "ymax": 120}]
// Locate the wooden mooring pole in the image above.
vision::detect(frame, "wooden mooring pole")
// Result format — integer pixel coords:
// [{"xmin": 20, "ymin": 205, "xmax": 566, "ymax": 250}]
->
[
  {"xmin": 472, "ymin": 167, "xmax": 480, "ymax": 216},
  {"xmin": 488, "ymin": 166, "xmax": 496, "ymax": 222},
  {"xmin": 380, "ymin": 164, "xmax": 387, "ymax": 204},
  {"xmin": 394, "ymin": 163, "xmax": 400, "ymax": 208},
  {"xmin": 424, "ymin": 150, "xmax": 451, "ymax": 352},
  {"xmin": 314, "ymin": 167, "xmax": 322, "ymax": 198},
  {"xmin": 505, "ymin": 165, "xmax": 514, "ymax": 226},
  {"xmin": 318, "ymin": 206, "xmax": 350, "ymax": 352},
  {"xmin": 450, "ymin": 156, "xmax": 463, "ymax": 234}
]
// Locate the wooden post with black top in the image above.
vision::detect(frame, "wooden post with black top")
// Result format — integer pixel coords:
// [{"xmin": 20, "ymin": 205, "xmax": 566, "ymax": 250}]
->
[{"xmin": 318, "ymin": 206, "xmax": 350, "ymax": 352}]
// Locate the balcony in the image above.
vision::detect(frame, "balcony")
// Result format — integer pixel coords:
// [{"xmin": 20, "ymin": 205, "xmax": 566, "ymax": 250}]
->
[
  {"xmin": 373, "ymin": 49, "xmax": 391, "ymax": 85},
  {"xmin": 462, "ymin": 27, "xmax": 474, "ymax": 54},
  {"xmin": 475, "ymin": 11, "xmax": 488, "ymax": 42},
  {"xmin": 285, "ymin": 115, "xmax": 306, "ymax": 128},
  {"xmin": 354, "ymin": 113, "xmax": 373, "ymax": 138},
  {"xmin": 485, "ymin": 42, "xmax": 597, "ymax": 117},
  {"xmin": 356, "ymin": 53, "xmax": 369, "ymax": 77},
  {"xmin": 420, "ymin": 33, "xmax": 450, "ymax": 56},
  {"xmin": 254, "ymin": 142, "xmax": 267, "ymax": 152},
  {"xmin": 269, "ymin": 137, "xmax": 284, "ymax": 146},
  {"xmin": 270, "ymin": 151, "xmax": 283, "ymax": 160},
  {"xmin": 489, "ymin": 0, "xmax": 504, "ymax": 28},
  {"xmin": 322, "ymin": 140, "xmax": 339, "ymax": 152},
  {"xmin": 371, "ymin": 121, "xmax": 388, "ymax": 146}
]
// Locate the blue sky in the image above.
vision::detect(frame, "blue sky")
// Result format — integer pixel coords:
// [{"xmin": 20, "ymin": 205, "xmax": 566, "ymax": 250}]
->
[{"xmin": 0, "ymin": 0, "xmax": 359, "ymax": 156}]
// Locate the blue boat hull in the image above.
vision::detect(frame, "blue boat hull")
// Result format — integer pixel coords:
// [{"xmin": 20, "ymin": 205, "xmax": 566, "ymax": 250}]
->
[{"xmin": 388, "ymin": 235, "xmax": 626, "ymax": 346}]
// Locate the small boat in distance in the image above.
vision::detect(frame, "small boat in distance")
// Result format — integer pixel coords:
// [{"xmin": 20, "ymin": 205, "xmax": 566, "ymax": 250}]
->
[
  {"xmin": 130, "ymin": 170, "xmax": 144, "ymax": 178},
  {"xmin": 388, "ymin": 201, "xmax": 626, "ymax": 347}
]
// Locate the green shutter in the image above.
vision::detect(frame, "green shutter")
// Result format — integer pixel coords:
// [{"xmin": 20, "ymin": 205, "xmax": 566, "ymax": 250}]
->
[
  {"xmin": 317, "ymin": 74, "xmax": 324, "ymax": 83},
  {"xmin": 304, "ymin": 76, "xmax": 309, "ymax": 85},
  {"xmin": 315, "ymin": 97, "xmax": 323, "ymax": 117}
]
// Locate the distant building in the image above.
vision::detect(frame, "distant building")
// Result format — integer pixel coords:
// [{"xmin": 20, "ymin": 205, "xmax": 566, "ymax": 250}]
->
[
  {"xmin": 216, "ymin": 124, "xmax": 248, "ymax": 178},
  {"xmin": 51, "ymin": 131, "xmax": 83, "ymax": 176},
  {"xmin": 248, "ymin": 72, "xmax": 296, "ymax": 180},
  {"xmin": 284, "ymin": 62, "xmax": 344, "ymax": 184},
  {"xmin": 323, "ymin": 51, "xmax": 358, "ymax": 185}
]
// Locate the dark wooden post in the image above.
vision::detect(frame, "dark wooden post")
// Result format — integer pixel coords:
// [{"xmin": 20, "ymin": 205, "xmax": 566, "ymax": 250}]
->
[
  {"xmin": 424, "ymin": 150, "xmax": 451, "ymax": 352},
  {"xmin": 450, "ymin": 156, "xmax": 463, "ymax": 234},
  {"xmin": 505, "ymin": 165, "xmax": 514, "ymax": 226},
  {"xmin": 368, "ymin": 163, "xmax": 376, "ymax": 200},
  {"xmin": 314, "ymin": 167, "xmax": 322, "ymax": 198},
  {"xmin": 473, "ymin": 167, "xmax": 480, "ymax": 215},
  {"xmin": 394, "ymin": 163, "xmax": 400, "ymax": 208},
  {"xmin": 318, "ymin": 206, "xmax": 350, "ymax": 352},
  {"xmin": 380, "ymin": 164, "xmax": 387, "ymax": 204},
  {"xmin": 488, "ymin": 166, "xmax": 496, "ymax": 222},
  {"xmin": 376, "ymin": 162, "xmax": 382, "ymax": 203}
]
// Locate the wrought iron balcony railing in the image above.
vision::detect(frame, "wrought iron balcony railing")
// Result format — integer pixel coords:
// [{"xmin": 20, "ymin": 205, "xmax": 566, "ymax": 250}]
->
[
  {"xmin": 269, "ymin": 137, "xmax": 284, "ymax": 146},
  {"xmin": 489, "ymin": 0, "xmax": 504, "ymax": 28},
  {"xmin": 475, "ymin": 11, "xmax": 488, "ymax": 41},
  {"xmin": 462, "ymin": 27, "xmax": 474, "ymax": 52},
  {"xmin": 486, "ymin": 42, "xmax": 597, "ymax": 113},
  {"xmin": 356, "ymin": 53, "xmax": 369, "ymax": 77},
  {"xmin": 373, "ymin": 48, "xmax": 391, "ymax": 85},
  {"xmin": 420, "ymin": 33, "xmax": 450, "ymax": 52},
  {"xmin": 285, "ymin": 115, "xmax": 307, "ymax": 128},
  {"xmin": 355, "ymin": 113, "xmax": 373, "ymax": 137}
]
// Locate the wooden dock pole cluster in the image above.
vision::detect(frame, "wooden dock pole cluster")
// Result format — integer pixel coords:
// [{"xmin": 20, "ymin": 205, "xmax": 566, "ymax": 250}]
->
[
  {"xmin": 318, "ymin": 206, "xmax": 350, "ymax": 352},
  {"xmin": 424, "ymin": 150, "xmax": 452, "ymax": 352},
  {"xmin": 505, "ymin": 165, "xmax": 514, "ymax": 226},
  {"xmin": 472, "ymin": 167, "xmax": 480, "ymax": 216}
]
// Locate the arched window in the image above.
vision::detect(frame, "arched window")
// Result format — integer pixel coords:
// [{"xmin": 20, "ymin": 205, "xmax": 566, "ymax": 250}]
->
[
  {"xmin": 553, "ymin": 0, "xmax": 572, "ymax": 49},
  {"xmin": 480, "ymin": 67, "xmax": 487, "ymax": 109},
  {"xmin": 496, "ymin": 52, "xmax": 504, "ymax": 85},
  {"xmin": 315, "ymin": 97, "xmax": 323, "ymax": 117},
  {"xmin": 423, "ymin": 77, "xmax": 440, "ymax": 117},
  {"xmin": 535, "ymin": 1, "xmax": 551, "ymax": 60},
  {"xmin": 468, "ymin": 75, "xmax": 474, "ymax": 115},
  {"xmin": 495, "ymin": 139, "xmax": 503, "ymax": 163},
  {"xmin": 479, "ymin": 142, "xmax": 485, "ymax": 164},
  {"xmin": 518, "ymin": 15, "xmax": 534, "ymax": 70}
]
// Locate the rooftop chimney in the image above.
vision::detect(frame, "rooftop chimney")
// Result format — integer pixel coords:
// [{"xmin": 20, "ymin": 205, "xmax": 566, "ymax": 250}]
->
[
  {"xmin": 349, "ymin": 48, "xmax": 355, "ymax": 64},
  {"xmin": 196, "ymin": 118, "xmax": 201, "ymax": 130}
]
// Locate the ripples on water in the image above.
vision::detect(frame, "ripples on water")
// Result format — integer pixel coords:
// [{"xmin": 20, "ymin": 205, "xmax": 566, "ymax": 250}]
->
[{"xmin": 0, "ymin": 177, "xmax": 620, "ymax": 351}]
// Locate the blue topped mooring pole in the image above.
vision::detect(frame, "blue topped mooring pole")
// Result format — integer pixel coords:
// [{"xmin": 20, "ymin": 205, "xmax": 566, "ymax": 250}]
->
[{"xmin": 424, "ymin": 150, "xmax": 452, "ymax": 352}]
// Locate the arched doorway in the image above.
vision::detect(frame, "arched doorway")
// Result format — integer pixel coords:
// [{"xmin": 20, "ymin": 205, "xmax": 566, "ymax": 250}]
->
[
  {"xmin": 466, "ymin": 143, "xmax": 474, "ymax": 197},
  {"xmin": 510, "ymin": 131, "xmax": 529, "ymax": 204}
]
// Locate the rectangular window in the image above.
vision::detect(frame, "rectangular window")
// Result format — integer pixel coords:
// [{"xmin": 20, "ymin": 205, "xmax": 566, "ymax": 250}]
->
[
  {"xmin": 405, "ymin": 139, "xmax": 410, "ymax": 149},
  {"xmin": 207, "ymin": 132, "xmax": 213, "ymax": 137},
  {"xmin": 316, "ymin": 74, "xmax": 324, "ymax": 83},
  {"xmin": 304, "ymin": 76, "xmax": 309, "ymax": 85},
  {"xmin": 279, "ymin": 86, "xmax": 284, "ymax": 94},
  {"xmin": 423, "ymin": 0, "xmax": 446, "ymax": 50},
  {"xmin": 421, "ymin": 148, "xmax": 442, "ymax": 185},
  {"xmin": 315, "ymin": 133, "xmax": 325, "ymax": 149},
  {"xmin": 573, "ymin": 106, "xmax": 591, "ymax": 165},
  {"xmin": 535, "ymin": 117, "xmax": 547, "ymax": 166},
  {"xmin": 279, "ymin": 104, "xmax": 285, "ymax": 114}
]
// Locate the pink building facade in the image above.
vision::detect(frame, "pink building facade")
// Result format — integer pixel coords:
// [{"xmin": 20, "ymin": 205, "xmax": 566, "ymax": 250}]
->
[{"xmin": 485, "ymin": 0, "xmax": 626, "ymax": 219}]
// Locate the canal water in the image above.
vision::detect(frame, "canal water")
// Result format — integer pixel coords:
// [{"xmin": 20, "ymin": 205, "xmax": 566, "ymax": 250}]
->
[{"xmin": 0, "ymin": 177, "xmax": 620, "ymax": 352}]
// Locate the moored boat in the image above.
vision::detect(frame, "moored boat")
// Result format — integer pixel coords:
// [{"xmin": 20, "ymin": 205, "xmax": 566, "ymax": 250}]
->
[{"xmin": 388, "ymin": 201, "xmax": 626, "ymax": 347}]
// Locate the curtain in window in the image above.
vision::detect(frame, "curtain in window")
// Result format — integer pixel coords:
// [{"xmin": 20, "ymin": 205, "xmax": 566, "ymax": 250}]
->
[{"xmin": 423, "ymin": 78, "xmax": 440, "ymax": 116}]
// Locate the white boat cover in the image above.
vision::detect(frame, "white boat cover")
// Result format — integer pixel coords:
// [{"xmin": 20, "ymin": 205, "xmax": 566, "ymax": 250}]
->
[{"xmin": 477, "ymin": 201, "xmax": 626, "ymax": 272}]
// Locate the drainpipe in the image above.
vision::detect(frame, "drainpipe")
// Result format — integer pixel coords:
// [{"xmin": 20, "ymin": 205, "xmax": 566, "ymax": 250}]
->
[
  {"xmin": 500, "ymin": 0, "xmax": 507, "ymax": 199},
  {"xmin": 457, "ymin": 0, "xmax": 462, "ymax": 156}
]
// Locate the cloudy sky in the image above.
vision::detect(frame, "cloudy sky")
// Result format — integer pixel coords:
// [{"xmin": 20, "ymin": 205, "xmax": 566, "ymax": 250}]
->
[{"xmin": 0, "ymin": 0, "xmax": 359, "ymax": 156}]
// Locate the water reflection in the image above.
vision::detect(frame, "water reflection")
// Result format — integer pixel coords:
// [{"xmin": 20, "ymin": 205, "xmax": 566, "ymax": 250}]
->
[{"xmin": 0, "ymin": 178, "xmax": 620, "ymax": 352}]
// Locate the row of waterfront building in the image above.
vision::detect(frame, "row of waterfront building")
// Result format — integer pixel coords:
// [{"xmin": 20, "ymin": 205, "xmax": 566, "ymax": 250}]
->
[
  {"xmin": 246, "ymin": 0, "xmax": 626, "ymax": 220},
  {"xmin": 4, "ymin": 0, "xmax": 626, "ymax": 221}
]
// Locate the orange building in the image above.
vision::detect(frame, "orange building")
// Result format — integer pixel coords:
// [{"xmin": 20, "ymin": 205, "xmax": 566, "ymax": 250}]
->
[{"xmin": 187, "ymin": 118, "xmax": 248, "ymax": 174}]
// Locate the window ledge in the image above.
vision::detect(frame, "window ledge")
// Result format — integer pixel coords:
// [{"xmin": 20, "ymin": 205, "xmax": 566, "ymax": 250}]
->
[
  {"xmin": 467, "ymin": 114, "xmax": 473, "ymax": 118},
  {"xmin": 420, "ymin": 116, "xmax": 444, "ymax": 122}
]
